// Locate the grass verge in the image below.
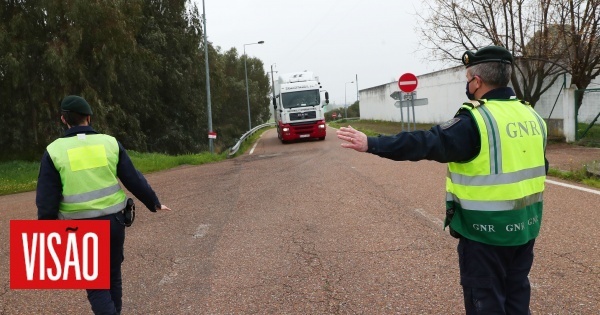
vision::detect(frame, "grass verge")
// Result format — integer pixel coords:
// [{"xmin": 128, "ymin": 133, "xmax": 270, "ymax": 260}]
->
[
  {"xmin": 0, "ymin": 127, "xmax": 273, "ymax": 196},
  {"xmin": 0, "ymin": 161, "xmax": 40, "ymax": 196},
  {"xmin": 548, "ymin": 168, "xmax": 600, "ymax": 189}
]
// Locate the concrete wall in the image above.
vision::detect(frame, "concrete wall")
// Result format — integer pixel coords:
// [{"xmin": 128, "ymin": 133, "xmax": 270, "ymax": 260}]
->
[
  {"xmin": 359, "ymin": 66, "xmax": 465, "ymax": 125},
  {"xmin": 535, "ymin": 75, "xmax": 600, "ymax": 123},
  {"xmin": 359, "ymin": 68, "xmax": 600, "ymax": 142}
]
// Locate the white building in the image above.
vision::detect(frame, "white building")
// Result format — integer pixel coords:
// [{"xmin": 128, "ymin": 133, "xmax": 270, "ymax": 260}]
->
[{"xmin": 359, "ymin": 67, "xmax": 600, "ymax": 142}]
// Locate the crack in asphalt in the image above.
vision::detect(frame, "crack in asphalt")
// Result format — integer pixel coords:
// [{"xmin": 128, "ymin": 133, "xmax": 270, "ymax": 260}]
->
[
  {"xmin": 0, "ymin": 285, "xmax": 8, "ymax": 314},
  {"xmin": 291, "ymin": 235, "xmax": 344, "ymax": 314},
  {"xmin": 552, "ymin": 249, "xmax": 599, "ymax": 275}
]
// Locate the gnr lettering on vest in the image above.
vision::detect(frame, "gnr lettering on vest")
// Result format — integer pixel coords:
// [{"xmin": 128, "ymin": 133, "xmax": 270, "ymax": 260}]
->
[
  {"xmin": 528, "ymin": 216, "xmax": 539, "ymax": 225},
  {"xmin": 473, "ymin": 224, "xmax": 496, "ymax": 232},
  {"xmin": 506, "ymin": 222, "xmax": 525, "ymax": 232},
  {"xmin": 506, "ymin": 216, "xmax": 539, "ymax": 232},
  {"xmin": 506, "ymin": 121, "xmax": 540, "ymax": 138}
]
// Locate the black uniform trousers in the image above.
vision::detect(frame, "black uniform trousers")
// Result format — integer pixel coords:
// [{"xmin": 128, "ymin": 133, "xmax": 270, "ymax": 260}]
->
[
  {"xmin": 85, "ymin": 212, "xmax": 126, "ymax": 315},
  {"xmin": 458, "ymin": 237, "xmax": 535, "ymax": 315}
]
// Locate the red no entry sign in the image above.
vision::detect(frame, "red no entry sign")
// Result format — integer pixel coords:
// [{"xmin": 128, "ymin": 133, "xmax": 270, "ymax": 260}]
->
[{"xmin": 398, "ymin": 73, "xmax": 418, "ymax": 93}]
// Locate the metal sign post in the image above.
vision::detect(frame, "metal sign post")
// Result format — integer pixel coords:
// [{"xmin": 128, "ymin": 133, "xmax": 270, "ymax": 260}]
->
[
  {"xmin": 390, "ymin": 91, "xmax": 405, "ymax": 130},
  {"xmin": 392, "ymin": 91, "xmax": 428, "ymax": 131}
]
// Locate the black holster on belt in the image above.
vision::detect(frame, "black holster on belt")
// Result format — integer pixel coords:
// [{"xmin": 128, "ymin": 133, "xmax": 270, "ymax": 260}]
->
[
  {"xmin": 123, "ymin": 198, "xmax": 135, "ymax": 227},
  {"xmin": 445, "ymin": 207, "xmax": 461, "ymax": 239}
]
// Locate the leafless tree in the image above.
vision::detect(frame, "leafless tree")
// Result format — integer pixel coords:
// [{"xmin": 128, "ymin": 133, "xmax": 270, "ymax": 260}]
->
[
  {"xmin": 552, "ymin": 0, "xmax": 600, "ymax": 104},
  {"xmin": 417, "ymin": 0, "xmax": 599, "ymax": 106}
]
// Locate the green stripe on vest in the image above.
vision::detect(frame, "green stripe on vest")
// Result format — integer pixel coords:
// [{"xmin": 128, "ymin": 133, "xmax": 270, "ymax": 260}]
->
[{"xmin": 447, "ymin": 201, "xmax": 543, "ymax": 246}]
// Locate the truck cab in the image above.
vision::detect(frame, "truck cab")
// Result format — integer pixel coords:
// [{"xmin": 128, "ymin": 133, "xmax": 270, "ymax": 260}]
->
[{"xmin": 273, "ymin": 71, "xmax": 329, "ymax": 143}]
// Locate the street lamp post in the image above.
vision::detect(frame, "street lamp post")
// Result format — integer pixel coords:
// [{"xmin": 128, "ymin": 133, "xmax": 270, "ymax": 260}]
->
[
  {"xmin": 201, "ymin": 0, "xmax": 214, "ymax": 153},
  {"xmin": 270, "ymin": 63, "xmax": 277, "ymax": 122},
  {"xmin": 244, "ymin": 40, "xmax": 264, "ymax": 131},
  {"xmin": 345, "ymin": 81, "xmax": 354, "ymax": 118},
  {"xmin": 355, "ymin": 74, "xmax": 359, "ymax": 102}
]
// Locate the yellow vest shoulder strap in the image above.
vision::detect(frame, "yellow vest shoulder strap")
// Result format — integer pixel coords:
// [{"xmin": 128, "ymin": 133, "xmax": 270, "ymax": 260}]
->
[
  {"xmin": 462, "ymin": 99, "xmax": 486, "ymax": 109},
  {"xmin": 519, "ymin": 99, "xmax": 531, "ymax": 106},
  {"xmin": 457, "ymin": 99, "xmax": 486, "ymax": 115}
]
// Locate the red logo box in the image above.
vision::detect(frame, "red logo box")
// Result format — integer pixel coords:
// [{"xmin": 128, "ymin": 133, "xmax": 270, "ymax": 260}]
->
[{"xmin": 10, "ymin": 220, "xmax": 110, "ymax": 289}]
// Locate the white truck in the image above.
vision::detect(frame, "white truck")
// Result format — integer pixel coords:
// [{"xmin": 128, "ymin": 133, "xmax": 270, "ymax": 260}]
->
[{"xmin": 272, "ymin": 71, "xmax": 329, "ymax": 142}]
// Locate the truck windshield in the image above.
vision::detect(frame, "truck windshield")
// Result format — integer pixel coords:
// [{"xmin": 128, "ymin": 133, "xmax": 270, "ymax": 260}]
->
[{"xmin": 281, "ymin": 90, "xmax": 320, "ymax": 108}]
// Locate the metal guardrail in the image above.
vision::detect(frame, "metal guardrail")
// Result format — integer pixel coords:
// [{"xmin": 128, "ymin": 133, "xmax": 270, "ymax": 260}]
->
[{"xmin": 227, "ymin": 122, "xmax": 276, "ymax": 157}]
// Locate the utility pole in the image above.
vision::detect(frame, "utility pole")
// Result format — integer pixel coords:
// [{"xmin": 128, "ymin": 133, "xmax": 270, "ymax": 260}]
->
[
  {"xmin": 345, "ymin": 81, "xmax": 354, "ymax": 118},
  {"xmin": 202, "ymin": 0, "xmax": 213, "ymax": 153},
  {"xmin": 270, "ymin": 64, "xmax": 277, "ymax": 122}
]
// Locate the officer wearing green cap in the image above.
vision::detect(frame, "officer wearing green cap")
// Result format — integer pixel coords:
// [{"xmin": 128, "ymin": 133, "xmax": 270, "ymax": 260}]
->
[
  {"xmin": 337, "ymin": 46, "xmax": 548, "ymax": 314},
  {"xmin": 36, "ymin": 95, "xmax": 172, "ymax": 315},
  {"xmin": 60, "ymin": 95, "xmax": 94, "ymax": 115}
]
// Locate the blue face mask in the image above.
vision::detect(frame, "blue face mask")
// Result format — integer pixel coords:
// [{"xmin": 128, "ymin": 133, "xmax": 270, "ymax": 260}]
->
[{"xmin": 465, "ymin": 77, "xmax": 477, "ymax": 100}]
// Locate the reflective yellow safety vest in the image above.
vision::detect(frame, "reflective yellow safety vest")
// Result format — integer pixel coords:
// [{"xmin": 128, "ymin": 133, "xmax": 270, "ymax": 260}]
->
[
  {"xmin": 446, "ymin": 99, "xmax": 547, "ymax": 246},
  {"xmin": 47, "ymin": 133, "xmax": 127, "ymax": 219}
]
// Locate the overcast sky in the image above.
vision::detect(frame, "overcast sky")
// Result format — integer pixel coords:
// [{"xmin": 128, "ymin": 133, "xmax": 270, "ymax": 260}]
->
[{"xmin": 196, "ymin": 0, "xmax": 449, "ymax": 106}]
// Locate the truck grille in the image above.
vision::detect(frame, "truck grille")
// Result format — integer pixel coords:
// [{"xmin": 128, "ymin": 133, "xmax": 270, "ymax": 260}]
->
[
  {"xmin": 289, "ymin": 111, "xmax": 316, "ymax": 121},
  {"xmin": 291, "ymin": 122, "xmax": 317, "ymax": 133}
]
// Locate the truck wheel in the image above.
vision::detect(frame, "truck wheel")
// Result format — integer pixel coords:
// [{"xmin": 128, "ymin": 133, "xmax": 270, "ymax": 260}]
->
[{"xmin": 318, "ymin": 137, "xmax": 325, "ymax": 141}]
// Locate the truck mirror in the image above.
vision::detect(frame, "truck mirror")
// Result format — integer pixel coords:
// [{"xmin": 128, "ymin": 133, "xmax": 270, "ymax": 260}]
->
[
  {"xmin": 325, "ymin": 92, "xmax": 329, "ymax": 104},
  {"xmin": 272, "ymin": 97, "xmax": 277, "ymax": 107}
]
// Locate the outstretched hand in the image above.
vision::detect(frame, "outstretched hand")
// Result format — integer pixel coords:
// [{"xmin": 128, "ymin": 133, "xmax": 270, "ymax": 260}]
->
[
  {"xmin": 157, "ymin": 204, "xmax": 171, "ymax": 211},
  {"xmin": 336, "ymin": 126, "xmax": 368, "ymax": 152}
]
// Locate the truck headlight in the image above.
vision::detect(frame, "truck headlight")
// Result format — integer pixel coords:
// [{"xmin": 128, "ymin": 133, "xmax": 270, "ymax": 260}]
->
[
  {"xmin": 318, "ymin": 124, "xmax": 325, "ymax": 129},
  {"xmin": 283, "ymin": 127, "xmax": 290, "ymax": 132}
]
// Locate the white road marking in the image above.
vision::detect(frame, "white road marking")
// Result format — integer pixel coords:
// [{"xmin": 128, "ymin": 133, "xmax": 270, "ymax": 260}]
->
[
  {"xmin": 414, "ymin": 208, "xmax": 444, "ymax": 227},
  {"xmin": 249, "ymin": 133, "xmax": 264, "ymax": 155},
  {"xmin": 529, "ymin": 276, "xmax": 537, "ymax": 289},
  {"xmin": 159, "ymin": 270, "xmax": 178, "ymax": 285},
  {"xmin": 193, "ymin": 224, "xmax": 210, "ymax": 238},
  {"xmin": 546, "ymin": 179, "xmax": 600, "ymax": 196},
  {"xmin": 412, "ymin": 182, "xmax": 598, "ymax": 229},
  {"xmin": 249, "ymin": 142, "xmax": 259, "ymax": 155}
]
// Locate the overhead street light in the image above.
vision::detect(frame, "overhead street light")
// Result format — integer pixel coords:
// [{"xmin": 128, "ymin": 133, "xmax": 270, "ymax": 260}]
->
[
  {"xmin": 244, "ymin": 40, "xmax": 265, "ymax": 131},
  {"xmin": 345, "ymin": 81, "xmax": 354, "ymax": 118}
]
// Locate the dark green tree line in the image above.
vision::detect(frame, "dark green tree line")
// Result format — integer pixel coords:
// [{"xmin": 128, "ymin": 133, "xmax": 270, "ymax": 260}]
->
[{"xmin": 0, "ymin": 0, "xmax": 271, "ymax": 160}]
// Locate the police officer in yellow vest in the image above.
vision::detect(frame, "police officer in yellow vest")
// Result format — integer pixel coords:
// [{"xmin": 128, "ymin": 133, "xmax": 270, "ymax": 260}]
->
[
  {"xmin": 36, "ymin": 95, "xmax": 171, "ymax": 315},
  {"xmin": 337, "ymin": 46, "xmax": 547, "ymax": 314}
]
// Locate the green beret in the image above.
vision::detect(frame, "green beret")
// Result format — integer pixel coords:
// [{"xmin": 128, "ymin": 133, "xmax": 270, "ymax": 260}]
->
[
  {"xmin": 60, "ymin": 95, "xmax": 93, "ymax": 115},
  {"xmin": 462, "ymin": 46, "xmax": 513, "ymax": 68}
]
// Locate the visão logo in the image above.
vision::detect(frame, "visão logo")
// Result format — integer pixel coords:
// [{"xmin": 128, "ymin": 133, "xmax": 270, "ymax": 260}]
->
[{"xmin": 10, "ymin": 220, "xmax": 110, "ymax": 289}]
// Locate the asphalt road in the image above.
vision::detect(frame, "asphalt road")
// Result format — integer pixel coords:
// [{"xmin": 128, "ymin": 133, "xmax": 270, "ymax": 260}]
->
[{"xmin": 1, "ymin": 126, "xmax": 599, "ymax": 314}]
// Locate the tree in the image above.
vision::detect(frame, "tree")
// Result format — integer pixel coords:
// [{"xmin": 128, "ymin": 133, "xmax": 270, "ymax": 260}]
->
[
  {"xmin": 245, "ymin": 56, "xmax": 272, "ymax": 126},
  {"xmin": 0, "ymin": 0, "xmax": 272, "ymax": 159},
  {"xmin": 417, "ymin": 0, "xmax": 600, "ymax": 106},
  {"xmin": 347, "ymin": 101, "xmax": 360, "ymax": 118},
  {"xmin": 552, "ymin": 0, "xmax": 600, "ymax": 107}
]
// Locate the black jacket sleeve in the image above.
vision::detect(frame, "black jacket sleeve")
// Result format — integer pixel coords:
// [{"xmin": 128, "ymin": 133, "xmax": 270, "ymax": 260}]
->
[
  {"xmin": 366, "ymin": 111, "xmax": 481, "ymax": 163},
  {"xmin": 36, "ymin": 151, "xmax": 62, "ymax": 219},
  {"xmin": 116, "ymin": 142, "xmax": 161, "ymax": 212}
]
